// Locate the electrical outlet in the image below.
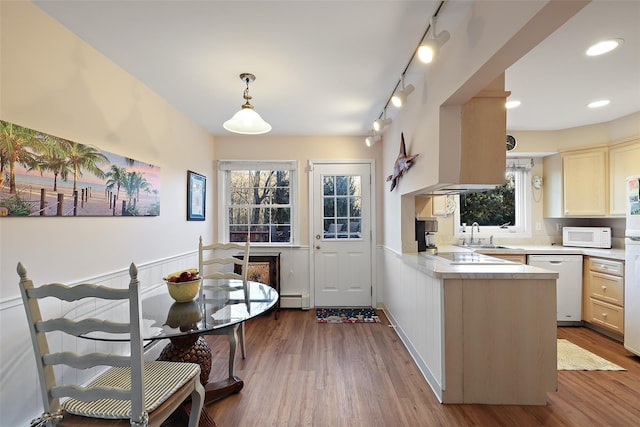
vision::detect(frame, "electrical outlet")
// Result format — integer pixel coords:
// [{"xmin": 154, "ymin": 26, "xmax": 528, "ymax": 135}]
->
[
  {"xmin": 556, "ymin": 223, "xmax": 562, "ymax": 232},
  {"xmin": 535, "ymin": 222, "xmax": 542, "ymax": 231}
]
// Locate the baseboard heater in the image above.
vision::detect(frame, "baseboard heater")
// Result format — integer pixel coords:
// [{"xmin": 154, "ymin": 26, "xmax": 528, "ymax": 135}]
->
[{"xmin": 280, "ymin": 292, "xmax": 310, "ymax": 310}]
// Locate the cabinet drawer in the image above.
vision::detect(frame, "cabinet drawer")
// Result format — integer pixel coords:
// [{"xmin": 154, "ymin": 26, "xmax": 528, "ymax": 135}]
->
[
  {"xmin": 590, "ymin": 258, "xmax": 624, "ymax": 276},
  {"xmin": 589, "ymin": 298, "xmax": 624, "ymax": 333},
  {"xmin": 589, "ymin": 271, "xmax": 624, "ymax": 306},
  {"xmin": 490, "ymin": 254, "xmax": 526, "ymax": 264}
]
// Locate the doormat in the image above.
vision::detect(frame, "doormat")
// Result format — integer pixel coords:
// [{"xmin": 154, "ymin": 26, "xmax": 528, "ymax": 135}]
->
[
  {"xmin": 316, "ymin": 308, "xmax": 381, "ymax": 323},
  {"xmin": 557, "ymin": 339, "xmax": 625, "ymax": 371}
]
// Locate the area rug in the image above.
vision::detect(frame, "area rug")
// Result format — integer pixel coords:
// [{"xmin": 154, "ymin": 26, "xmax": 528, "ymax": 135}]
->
[
  {"xmin": 316, "ymin": 308, "xmax": 381, "ymax": 323},
  {"xmin": 557, "ymin": 339, "xmax": 625, "ymax": 371}
]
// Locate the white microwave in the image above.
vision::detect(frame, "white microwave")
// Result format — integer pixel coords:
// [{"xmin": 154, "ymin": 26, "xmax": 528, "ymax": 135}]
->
[{"xmin": 562, "ymin": 227, "xmax": 611, "ymax": 249}]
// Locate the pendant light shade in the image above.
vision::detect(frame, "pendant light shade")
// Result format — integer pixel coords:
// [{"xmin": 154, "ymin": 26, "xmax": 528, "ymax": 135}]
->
[{"xmin": 223, "ymin": 73, "xmax": 272, "ymax": 135}]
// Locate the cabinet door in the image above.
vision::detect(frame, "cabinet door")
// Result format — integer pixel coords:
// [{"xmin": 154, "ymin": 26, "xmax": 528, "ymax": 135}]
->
[
  {"xmin": 562, "ymin": 148, "xmax": 608, "ymax": 216},
  {"xmin": 609, "ymin": 140, "xmax": 640, "ymax": 216},
  {"xmin": 490, "ymin": 253, "xmax": 526, "ymax": 264}
]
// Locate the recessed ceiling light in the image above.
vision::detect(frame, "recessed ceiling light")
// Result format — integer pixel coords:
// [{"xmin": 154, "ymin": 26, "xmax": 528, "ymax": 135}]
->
[
  {"xmin": 586, "ymin": 39, "xmax": 624, "ymax": 56},
  {"xmin": 588, "ymin": 99, "xmax": 610, "ymax": 108},
  {"xmin": 505, "ymin": 100, "xmax": 521, "ymax": 109}
]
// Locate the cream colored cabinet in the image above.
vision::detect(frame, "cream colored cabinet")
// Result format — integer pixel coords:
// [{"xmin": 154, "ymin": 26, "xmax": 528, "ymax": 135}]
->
[
  {"xmin": 583, "ymin": 256, "xmax": 624, "ymax": 336},
  {"xmin": 415, "ymin": 195, "xmax": 452, "ymax": 218},
  {"xmin": 562, "ymin": 148, "xmax": 608, "ymax": 216},
  {"xmin": 488, "ymin": 253, "xmax": 526, "ymax": 264},
  {"xmin": 609, "ymin": 139, "xmax": 640, "ymax": 216},
  {"xmin": 545, "ymin": 139, "xmax": 639, "ymax": 218}
]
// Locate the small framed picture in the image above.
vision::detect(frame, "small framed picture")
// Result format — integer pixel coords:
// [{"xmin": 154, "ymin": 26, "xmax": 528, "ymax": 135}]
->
[{"xmin": 187, "ymin": 170, "xmax": 206, "ymax": 221}]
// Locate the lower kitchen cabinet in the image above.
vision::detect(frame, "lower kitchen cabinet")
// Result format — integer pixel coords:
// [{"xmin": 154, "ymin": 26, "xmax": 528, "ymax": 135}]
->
[
  {"xmin": 583, "ymin": 256, "xmax": 624, "ymax": 337},
  {"xmin": 489, "ymin": 253, "xmax": 526, "ymax": 264}
]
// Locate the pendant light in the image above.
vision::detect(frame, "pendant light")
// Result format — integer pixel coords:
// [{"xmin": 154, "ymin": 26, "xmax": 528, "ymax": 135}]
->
[{"xmin": 223, "ymin": 73, "xmax": 272, "ymax": 134}]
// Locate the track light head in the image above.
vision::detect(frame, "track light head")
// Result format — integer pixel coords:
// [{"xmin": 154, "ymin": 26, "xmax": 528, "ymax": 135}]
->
[
  {"xmin": 373, "ymin": 118, "xmax": 392, "ymax": 132},
  {"xmin": 365, "ymin": 134, "xmax": 381, "ymax": 147},
  {"xmin": 391, "ymin": 84, "xmax": 414, "ymax": 108},
  {"xmin": 418, "ymin": 16, "xmax": 450, "ymax": 64}
]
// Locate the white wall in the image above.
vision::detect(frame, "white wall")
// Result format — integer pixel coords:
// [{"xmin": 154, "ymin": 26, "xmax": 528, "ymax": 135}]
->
[
  {"xmin": 1, "ymin": 3, "xmax": 215, "ymax": 424},
  {"xmin": 0, "ymin": 1, "xmax": 215, "ymax": 298}
]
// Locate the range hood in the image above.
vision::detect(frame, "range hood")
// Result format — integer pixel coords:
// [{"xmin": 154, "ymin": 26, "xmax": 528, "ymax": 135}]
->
[{"xmin": 421, "ymin": 74, "xmax": 510, "ymax": 195}]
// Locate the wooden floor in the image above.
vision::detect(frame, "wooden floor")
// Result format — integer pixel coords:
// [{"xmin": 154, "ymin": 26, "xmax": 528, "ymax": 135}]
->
[{"xmin": 168, "ymin": 309, "xmax": 640, "ymax": 427}]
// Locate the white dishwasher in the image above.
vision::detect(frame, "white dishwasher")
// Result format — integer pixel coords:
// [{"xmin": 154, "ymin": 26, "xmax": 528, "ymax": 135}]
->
[{"xmin": 528, "ymin": 255, "xmax": 583, "ymax": 325}]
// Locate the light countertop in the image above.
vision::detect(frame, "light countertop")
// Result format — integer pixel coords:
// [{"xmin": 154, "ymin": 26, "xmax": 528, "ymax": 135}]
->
[
  {"xmin": 471, "ymin": 245, "xmax": 625, "ymax": 261},
  {"xmin": 400, "ymin": 244, "xmax": 625, "ymax": 280}
]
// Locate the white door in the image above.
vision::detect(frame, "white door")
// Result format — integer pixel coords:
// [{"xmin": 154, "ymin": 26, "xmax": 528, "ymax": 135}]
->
[{"xmin": 311, "ymin": 162, "xmax": 373, "ymax": 307}]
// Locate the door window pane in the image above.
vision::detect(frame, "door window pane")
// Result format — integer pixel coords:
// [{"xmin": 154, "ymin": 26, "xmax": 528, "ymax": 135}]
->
[{"xmin": 323, "ymin": 174, "xmax": 362, "ymax": 240}]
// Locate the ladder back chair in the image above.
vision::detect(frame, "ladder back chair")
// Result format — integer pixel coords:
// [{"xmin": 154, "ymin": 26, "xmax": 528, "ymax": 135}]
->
[
  {"xmin": 18, "ymin": 262, "xmax": 204, "ymax": 427},
  {"xmin": 198, "ymin": 236, "xmax": 250, "ymax": 372}
]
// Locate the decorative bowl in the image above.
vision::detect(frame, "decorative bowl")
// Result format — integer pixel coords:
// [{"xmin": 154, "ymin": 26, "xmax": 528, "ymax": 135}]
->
[{"xmin": 164, "ymin": 278, "xmax": 201, "ymax": 302}]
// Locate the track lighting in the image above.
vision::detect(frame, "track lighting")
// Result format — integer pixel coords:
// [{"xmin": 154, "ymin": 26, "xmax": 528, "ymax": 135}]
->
[
  {"xmin": 417, "ymin": 16, "xmax": 450, "ymax": 64},
  {"xmin": 373, "ymin": 109, "xmax": 392, "ymax": 132},
  {"xmin": 368, "ymin": 1, "xmax": 451, "ymax": 143},
  {"xmin": 373, "ymin": 118, "xmax": 392, "ymax": 132},
  {"xmin": 391, "ymin": 76, "xmax": 414, "ymax": 108},
  {"xmin": 365, "ymin": 134, "xmax": 381, "ymax": 147}
]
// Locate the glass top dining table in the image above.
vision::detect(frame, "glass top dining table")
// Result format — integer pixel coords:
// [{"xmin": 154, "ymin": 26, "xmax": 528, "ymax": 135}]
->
[
  {"xmin": 69, "ymin": 278, "xmax": 278, "ymax": 407},
  {"xmin": 73, "ymin": 278, "xmax": 278, "ymax": 342}
]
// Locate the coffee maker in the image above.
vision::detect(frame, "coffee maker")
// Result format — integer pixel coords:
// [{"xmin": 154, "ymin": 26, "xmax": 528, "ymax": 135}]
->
[{"xmin": 415, "ymin": 217, "xmax": 438, "ymax": 254}]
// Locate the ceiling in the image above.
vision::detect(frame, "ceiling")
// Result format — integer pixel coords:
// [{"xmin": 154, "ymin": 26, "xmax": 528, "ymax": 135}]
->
[{"xmin": 32, "ymin": 0, "xmax": 640, "ymax": 137}]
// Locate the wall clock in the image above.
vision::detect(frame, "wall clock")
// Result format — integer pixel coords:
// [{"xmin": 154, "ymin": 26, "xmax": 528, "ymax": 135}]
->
[{"xmin": 506, "ymin": 134, "xmax": 517, "ymax": 151}]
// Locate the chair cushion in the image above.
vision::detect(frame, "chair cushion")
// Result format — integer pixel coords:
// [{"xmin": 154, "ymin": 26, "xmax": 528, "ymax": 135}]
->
[{"xmin": 61, "ymin": 361, "xmax": 199, "ymax": 419}]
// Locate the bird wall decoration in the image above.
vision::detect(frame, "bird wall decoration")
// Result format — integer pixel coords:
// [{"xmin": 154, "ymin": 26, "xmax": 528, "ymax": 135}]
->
[{"xmin": 387, "ymin": 132, "xmax": 418, "ymax": 191}]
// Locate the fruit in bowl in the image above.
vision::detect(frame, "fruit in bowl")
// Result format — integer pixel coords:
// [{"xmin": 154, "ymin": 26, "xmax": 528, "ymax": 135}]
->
[{"xmin": 163, "ymin": 269, "xmax": 201, "ymax": 302}]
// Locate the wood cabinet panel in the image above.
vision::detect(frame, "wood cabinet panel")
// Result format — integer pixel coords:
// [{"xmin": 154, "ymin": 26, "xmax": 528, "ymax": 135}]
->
[
  {"xmin": 589, "ymin": 272, "xmax": 624, "ymax": 306},
  {"xmin": 489, "ymin": 253, "xmax": 526, "ymax": 264},
  {"xmin": 589, "ymin": 298, "xmax": 624, "ymax": 333},
  {"xmin": 562, "ymin": 148, "xmax": 608, "ymax": 216},
  {"xmin": 609, "ymin": 139, "xmax": 640, "ymax": 216},
  {"xmin": 584, "ymin": 256, "xmax": 624, "ymax": 337}
]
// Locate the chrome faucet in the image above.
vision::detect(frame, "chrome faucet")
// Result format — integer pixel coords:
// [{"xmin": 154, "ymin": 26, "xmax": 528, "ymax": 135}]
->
[{"xmin": 470, "ymin": 222, "xmax": 480, "ymax": 244}]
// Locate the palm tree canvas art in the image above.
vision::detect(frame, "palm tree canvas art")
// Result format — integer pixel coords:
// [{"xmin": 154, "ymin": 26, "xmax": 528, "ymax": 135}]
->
[{"xmin": 0, "ymin": 120, "xmax": 160, "ymax": 217}]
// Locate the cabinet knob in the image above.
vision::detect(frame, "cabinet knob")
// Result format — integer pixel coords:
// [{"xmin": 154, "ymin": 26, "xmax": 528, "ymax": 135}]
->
[
  {"xmin": 601, "ymin": 286, "xmax": 607, "ymax": 291},
  {"xmin": 602, "ymin": 313, "xmax": 607, "ymax": 318}
]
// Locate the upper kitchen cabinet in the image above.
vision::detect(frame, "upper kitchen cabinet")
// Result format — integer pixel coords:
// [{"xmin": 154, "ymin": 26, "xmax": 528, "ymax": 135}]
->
[
  {"xmin": 544, "ymin": 147, "xmax": 608, "ymax": 217},
  {"xmin": 562, "ymin": 148, "xmax": 608, "ymax": 216},
  {"xmin": 609, "ymin": 138, "xmax": 640, "ymax": 216},
  {"xmin": 415, "ymin": 195, "xmax": 450, "ymax": 218}
]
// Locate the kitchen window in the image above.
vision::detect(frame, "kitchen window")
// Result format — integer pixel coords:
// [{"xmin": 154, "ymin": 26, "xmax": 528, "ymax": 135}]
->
[
  {"xmin": 218, "ymin": 160, "xmax": 298, "ymax": 245},
  {"xmin": 454, "ymin": 159, "xmax": 532, "ymax": 240}
]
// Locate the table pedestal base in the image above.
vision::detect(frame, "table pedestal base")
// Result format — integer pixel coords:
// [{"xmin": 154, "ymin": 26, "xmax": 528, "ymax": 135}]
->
[
  {"xmin": 158, "ymin": 334, "xmax": 244, "ymax": 404},
  {"xmin": 204, "ymin": 375, "xmax": 244, "ymax": 404},
  {"xmin": 158, "ymin": 335, "xmax": 212, "ymax": 385}
]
